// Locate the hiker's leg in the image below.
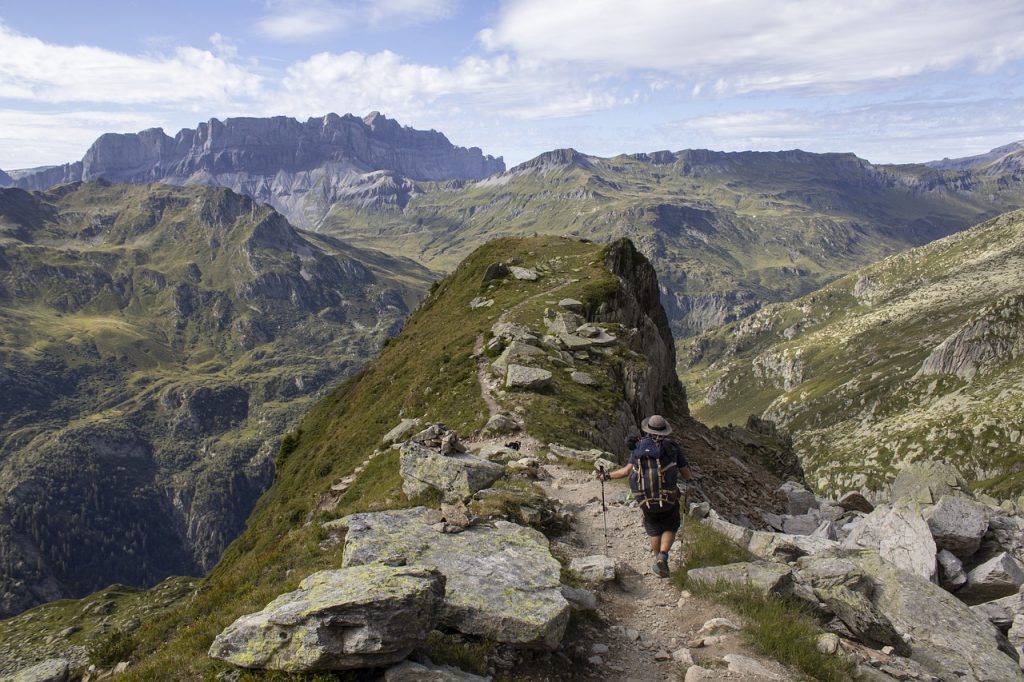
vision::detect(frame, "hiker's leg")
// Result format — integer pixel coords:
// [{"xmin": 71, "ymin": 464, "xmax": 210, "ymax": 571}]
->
[
  {"xmin": 649, "ymin": 535, "xmax": 660, "ymax": 555},
  {"xmin": 659, "ymin": 531, "xmax": 675, "ymax": 554}
]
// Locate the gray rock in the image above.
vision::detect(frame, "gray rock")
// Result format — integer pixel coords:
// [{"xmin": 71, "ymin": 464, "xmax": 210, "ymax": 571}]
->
[
  {"xmin": 491, "ymin": 341, "xmax": 546, "ymax": 374},
  {"xmin": 972, "ymin": 589, "xmax": 1024, "ymax": 631},
  {"xmin": 505, "ymin": 364, "xmax": 553, "ymax": 390},
  {"xmin": 923, "ymin": 497, "xmax": 989, "ymax": 558},
  {"xmin": 812, "ymin": 519, "xmax": 840, "ymax": 541},
  {"xmin": 745, "ymin": 527, "xmax": 839, "ymax": 562},
  {"xmin": 544, "ymin": 311, "xmax": 582, "ymax": 335},
  {"xmin": 672, "ymin": 647, "xmax": 694, "ymax": 664},
  {"xmin": 834, "ymin": 550, "xmax": 1021, "ymax": 681},
  {"xmin": 509, "ymin": 266, "xmax": 539, "ymax": 281},
  {"xmin": 817, "ymin": 632, "xmax": 840, "ymax": 654},
  {"xmin": 841, "ymin": 504, "xmax": 937, "ymax": 581},
  {"xmin": 569, "ymin": 555, "xmax": 617, "ymax": 584},
  {"xmin": 958, "ymin": 552, "xmax": 1024, "ymax": 604},
  {"xmin": 724, "ymin": 654, "xmax": 784, "ymax": 680},
  {"xmin": 891, "ymin": 461, "xmax": 974, "ymax": 505},
  {"xmin": 547, "ymin": 443, "xmax": 609, "ymax": 462},
  {"xmin": 558, "ymin": 298, "xmax": 584, "ymax": 312},
  {"xmin": 469, "ymin": 296, "xmax": 494, "ymax": 309},
  {"xmin": 685, "ymin": 562, "xmax": 792, "ymax": 597},
  {"xmin": 482, "ymin": 414, "xmax": 519, "ymax": 436},
  {"xmin": 779, "ymin": 481, "xmax": 819, "ymax": 515},
  {"xmin": 937, "ymin": 549, "xmax": 968, "ymax": 591},
  {"xmin": 557, "ymin": 333, "xmax": 593, "ymax": 350},
  {"xmin": 482, "ymin": 262, "xmax": 510, "ymax": 282},
  {"xmin": 383, "ymin": 418, "xmax": 421, "ymax": 445},
  {"xmin": 8, "ymin": 659, "xmax": 70, "ymax": 682},
  {"xmin": 1009, "ymin": 615, "xmax": 1024, "ymax": 671},
  {"xmin": 569, "ymin": 371, "xmax": 598, "ymax": 386},
  {"xmin": 341, "ymin": 509, "xmax": 570, "ymax": 649},
  {"xmin": 473, "ymin": 443, "xmax": 519, "ymax": 462},
  {"xmin": 384, "ymin": 660, "xmax": 491, "ymax": 681},
  {"xmin": 837, "ymin": 491, "xmax": 875, "ymax": 514},
  {"xmin": 560, "ymin": 584, "xmax": 598, "ymax": 611},
  {"xmin": 490, "ymin": 322, "xmax": 537, "ymax": 345},
  {"xmin": 208, "ymin": 564, "xmax": 445, "ymax": 672},
  {"xmin": 689, "ymin": 501, "xmax": 711, "ymax": 518},
  {"xmin": 399, "ymin": 441, "xmax": 505, "ymax": 503},
  {"xmin": 683, "ymin": 666, "xmax": 722, "ymax": 682},
  {"xmin": 783, "ymin": 512, "xmax": 822, "ymax": 536}
]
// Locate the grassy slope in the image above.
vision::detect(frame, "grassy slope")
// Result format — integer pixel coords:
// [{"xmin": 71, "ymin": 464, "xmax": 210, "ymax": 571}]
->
[
  {"xmin": 682, "ymin": 209, "xmax": 1024, "ymax": 497},
  {"xmin": 34, "ymin": 236, "xmax": 617, "ymax": 680},
  {"xmin": 0, "ymin": 182, "xmax": 435, "ymax": 617},
  {"xmin": 316, "ymin": 150, "xmax": 1024, "ymax": 338}
]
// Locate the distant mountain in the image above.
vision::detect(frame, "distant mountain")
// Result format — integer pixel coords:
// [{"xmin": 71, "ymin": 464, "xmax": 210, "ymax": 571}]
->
[
  {"xmin": 318, "ymin": 146, "xmax": 1024, "ymax": 337},
  {"xmin": 0, "ymin": 182, "xmax": 434, "ymax": 617},
  {"xmin": 8, "ymin": 112, "xmax": 504, "ymax": 224},
  {"xmin": 0, "ymin": 169, "xmax": 11, "ymax": 186},
  {"xmin": 681, "ymin": 208, "xmax": 1024, "ymax": 499},
  {"xmin": 926, "ymin": 140, "xmax": 1024, "ymax": 171}
]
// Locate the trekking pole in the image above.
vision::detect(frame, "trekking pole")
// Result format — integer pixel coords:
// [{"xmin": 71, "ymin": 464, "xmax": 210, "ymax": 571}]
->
[{"xmin": 598, "ymin": 465, "xmax": 610, "ymax": 553}]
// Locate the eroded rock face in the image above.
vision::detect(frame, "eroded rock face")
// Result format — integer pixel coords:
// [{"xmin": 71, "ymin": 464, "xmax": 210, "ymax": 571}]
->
[
  {"xmin": 208, "ymin": 564, "xmax": 445, "ymax": 672},
  {"xmin": 340, "ymin": 508, "xmax": 570, "ymax": 649}
]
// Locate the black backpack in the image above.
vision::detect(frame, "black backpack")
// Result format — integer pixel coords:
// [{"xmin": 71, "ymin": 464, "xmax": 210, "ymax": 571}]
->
[{"xmin": 629, "ymin": 437, "xmax": 680, "ymax": 511}]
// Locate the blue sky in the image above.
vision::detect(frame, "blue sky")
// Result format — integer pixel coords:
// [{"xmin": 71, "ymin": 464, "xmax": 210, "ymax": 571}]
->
[{"xmin": 2, "ymin": 0, "xmax": 1024, "ymax": 169}]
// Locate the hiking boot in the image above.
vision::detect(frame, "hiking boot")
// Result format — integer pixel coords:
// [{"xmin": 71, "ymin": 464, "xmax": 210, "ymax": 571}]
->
[{"xmin": 654, "ymin": 557, "xmax": 670, "ymax": 578}]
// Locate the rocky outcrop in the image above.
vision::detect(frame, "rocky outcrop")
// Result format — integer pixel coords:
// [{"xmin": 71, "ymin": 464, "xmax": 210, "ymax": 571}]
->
[
  {"xmin": 208, "ymin": 564, "xmax": 445, "ymax": 672},
  {"xmin": 340, "ymin": 508, "xmax": 569, "ymax": 649},
  {"xmin": 919, "ymin": 294, "xmax": 1024, "ymax": 379},
  {"xmin": 889, "ymin": 461, "xmax": 975, "ymax": 505},
  {"xmin": 7, "ymin": 659, "xmax": 70, "ymax": 682},
  {"xmin": 12, "ymin": 112, "xmax": 504, "ymax": 226},
  {"xmin": 399, "ymin": 439, "xmax": 504, "ymax": 503}
]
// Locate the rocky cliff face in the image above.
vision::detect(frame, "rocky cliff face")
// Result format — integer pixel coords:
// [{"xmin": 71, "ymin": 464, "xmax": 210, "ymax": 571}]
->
[
  {"xmin": 0, "ymin": 181, "xmax": 435, "ymax": 617},
  {"xmin": 11, "ymin": 112, "xmax": 504, "ymax": 226}
]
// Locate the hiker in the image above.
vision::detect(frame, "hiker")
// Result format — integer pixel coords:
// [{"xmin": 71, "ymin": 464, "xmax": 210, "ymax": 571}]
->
[{"xmin": 597, "ymin": 414, "xmax": 692, "ymax": 578}]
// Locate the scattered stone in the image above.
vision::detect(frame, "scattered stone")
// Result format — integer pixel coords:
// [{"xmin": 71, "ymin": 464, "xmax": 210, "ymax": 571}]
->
[
  {"xmin": 671, "ymin": 647, "xmax": 694, "ymax": 665},
  {"xmin": 8, "ymin": 659, "xmax": 70, "ymax": 682},
  {"xmin": 399, "ymin": 440, "xmax": 505, "ymax": 503},
  {"xmin": 837, "ymin": 491, "xmax": 875, "ymax": 514},
  {"xmin": 384, "ymin": 418, "xmax": 421, "ymax": 445},
  {"xmin": 686, "ymin": 562, "xmax": 792, "ymax": 597},
  {"xmin": 842, "ymin": 504, "xmax": 937, "ymax": 581},
  {"xmin": 341, "ymin": 508, "xmax": 570, "ymax": 648},
  {"xmin": 569, "ymin": 555, "xmax": 617, "ymax": 584},
  {"xmin": 923, "ymin": 497, "xmax": 989, "ymax": 558},
  {"xmin": 473, "ymin": 443, "xmax": 519, "ymax": 462},
  {"xmin": 440, "ymin": 501, "xmax": 472, "ymax": 532},
  {"xmin": 625, "ymin": 628, "xmax": 640, "ymax": 641},
  {"xmin": 482, "ymin": 262, "xmax": 510, "ymax": 282},
  {"xmin": 688, "ymin": 501, "xmax": 711, "ymax": 518},
  {"xmin": 891, "ymin": 461, "xmax": 974, "ymax": 505},
  {"xmin": 469, "ymin": 296, "xmax": 494, "ymax": 309},
  {"xmin": 817, "ymin": 632, "xmax": 840, "ymax": 655},
  {"xmin": 697, "ymin": 617, "xmax": 741, "ymax": 638},
  {"xmin": 957, "ymin": 552, "xmax": 1024, "ymax": 604},
  {"xmin": 591, "ymin": 643, "xmax": 609, "ymax": 654},
  {"xmin": 384, "ymin": 660, "xmax": 491, "ymax": 681},
  {"xmin": 587, "ymin": 655, "xmax": 603, "ymax": 666},
  {"xmin": 208, "ymin": 564, "xmax": 445, "ymax": 671},
  {"xmin": 558, "ymin": 333, "xmax": 593, "ymax": 350},
  {"xmin": 558, "ymin": 298, "xmax": 584, "ymax": 312},
  {"xmin": 491, "ymin": 321, "xmax": 538, "ymax": 345},
  {"xmin": 724, "ymin": 654, "xmax": 784, "ymax": 680},
  {"xmin": 505, "ymin": 364, "xmax": 553, "ymax": 390},
  {"xmin": 653, "ymin": 650, "xmax": 671, "ymax": 661},
  {"xmin": 937, "ymin": 548, "xmax": 968, "ymax": 591},
  {"xmin": 683, "ymin": 666, "xmax": 718, "ymax": 682},
  {"xmin": 783, "ymin": 512, "xmax": 822, "ymax": 536},
  {"xmin": 492, "ymin": 341, "xmax": 547, "ymax": 374},
  {"xmin": 569, "ymin": 371, "xmax": 598, "ymax": 386}
]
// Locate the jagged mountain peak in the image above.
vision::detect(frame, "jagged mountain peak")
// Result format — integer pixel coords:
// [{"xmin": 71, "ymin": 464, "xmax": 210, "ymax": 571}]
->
[
  {"xmin": 511, "ymin": 147, "xmax": 594, "ymax": 172},
  {"xmin": 926, "ymin": 139, "xmax": 1024, "ymax": 171}
]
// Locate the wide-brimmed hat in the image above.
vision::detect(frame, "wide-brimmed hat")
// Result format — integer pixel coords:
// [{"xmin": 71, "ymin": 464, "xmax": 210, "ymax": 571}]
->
[{"xmin": 641, "ymin": 414, "xmax": 672, "ymax": 436}]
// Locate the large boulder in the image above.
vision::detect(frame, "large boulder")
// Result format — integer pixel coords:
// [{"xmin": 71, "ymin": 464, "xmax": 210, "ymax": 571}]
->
[
  {"xmin": 399, "ymin": 441, "xmax": 504, "ymax": 503},
  {"xmin": 923, "ymin": 497, "xmax": 989, "ymax": 558},
  {"xmin": 828, "ymin": 550, "xmax": 1021, "ymax": 681},
  {"xmin": 505, "ymin": 364, "xmax": 552, "ymax": 390},
  {"xmin": 208, "ymin": 564, "xmax": 445, "ymax": 672},
  {"xmin": 569, "ymin": 555, "xmax": 617, "ymax": 584},
  {"xmin": 778, "ymin": 481, "xmax": 818, "ymax": 515},
  {"xmin": 685, "ymin": 562, "xmax": 792, "ymax": 597},
  {"xmin": 842, "ymin": 504, "xmax": 937, "ymax": 581},
  {"xmin": 491, "ymin": 341, "xmax": 545, "ymax": 374},
  {"xmin": 8, "ymin": 659, "xmax": 70, "ymax": 682},
  {"xmin": 891, "ymin": 461, "xmax": 974, "ymax": 505},
  {"xmin": 957, "ymin": 553, "xmax": 1024, "ymax": 605},
  {"xmin": 341, "ymin": 508, "xmax": 570, "ymax": 649}
]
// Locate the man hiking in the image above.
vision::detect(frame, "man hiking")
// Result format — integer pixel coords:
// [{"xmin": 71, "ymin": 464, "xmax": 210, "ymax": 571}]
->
[{"xmin": 598, "ymin": 414, "xmax": 692, "ymax": 578}]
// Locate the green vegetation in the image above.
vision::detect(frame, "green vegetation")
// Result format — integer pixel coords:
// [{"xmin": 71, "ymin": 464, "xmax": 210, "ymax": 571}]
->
[
  {"xmin": 419, "ymin": 631, "xmax": 493, "ymax": 675},
  {"xmin": 682, "ymin": 209, "xmax": 1024, "ymax": 498},
  {"xmin": 88, "ymin": 628, "xmax": 138, "ymax": 668},
  {"xmin": 676, "ymin": 522, "xmax": 857, "ymax": 682}
]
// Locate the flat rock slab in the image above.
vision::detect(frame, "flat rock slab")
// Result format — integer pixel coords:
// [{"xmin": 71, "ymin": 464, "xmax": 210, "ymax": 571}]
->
[
  {"xmin": 505, "ymin": 364, "xmax": 553, "ymax": 390},
  {"xmin": 8, "ymin": 659, "xmax": 70, "ymax": 682},
  {"xmin": 558, "ymin": 298, "xmax": 584, "ymax": 312},
  {"xmin": 341, "ymin": 508, "xmax": 570, "ymax": 649},
  {"xmin": 400, "ymin": 441, "xmax": 505, "ymax": 503},
  {"xmin": 383, "ymin": 418, "xmax": 421, "ymax": 445},
  {"xmin": 686, "ymin": 562, "xmax": 792, "ymax": 597},
  {"xmin": 569, "ymin": 555, "xmax": 617, "ymax": 583},
  {"xmin": 208, "ymin": 564, "xmax": 445, "ymax": 672},
  {"xmin": 724, "ymin": 654, "xmax": 784, "ymax": 680}
]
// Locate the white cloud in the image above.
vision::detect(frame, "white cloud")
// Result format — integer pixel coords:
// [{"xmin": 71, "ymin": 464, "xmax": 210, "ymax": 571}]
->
[
  {"xmin": 481, "ymin": 0, "xmax": 1024, "ymax": 93},
  {"xmin": 256, "ymin": 0, "xmax": 456, "ymax": 40},
  {"xmin": 276, "ymin": 50, "xmax": 618, "ymax": 121},
  {"xmin": 0, "ymin": 23, "xmax": 261, "ymax": 105}
]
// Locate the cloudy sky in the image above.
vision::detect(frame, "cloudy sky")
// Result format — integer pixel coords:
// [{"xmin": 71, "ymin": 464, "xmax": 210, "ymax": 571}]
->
[{"xmin": 2, "ymin": 0, "xmax": 1024, "ymax": 169}]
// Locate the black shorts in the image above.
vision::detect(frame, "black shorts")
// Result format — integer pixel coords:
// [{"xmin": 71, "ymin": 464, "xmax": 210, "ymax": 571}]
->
[{"xmin": 641, "ymin": 504, "xmax": 681, "ymax": 537}]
